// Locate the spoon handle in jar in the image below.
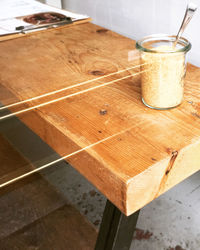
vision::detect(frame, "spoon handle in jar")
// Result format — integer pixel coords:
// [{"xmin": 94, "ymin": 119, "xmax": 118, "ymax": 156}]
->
[{"xmin": 174, "ymin": 3, "xmax": 197, "ymax": 47}]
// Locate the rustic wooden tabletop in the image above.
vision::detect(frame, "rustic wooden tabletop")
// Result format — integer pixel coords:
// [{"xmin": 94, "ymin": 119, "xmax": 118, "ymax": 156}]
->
[{"xmin": 0, "ymin": 22, "xmax": 200, "ymax": 216}]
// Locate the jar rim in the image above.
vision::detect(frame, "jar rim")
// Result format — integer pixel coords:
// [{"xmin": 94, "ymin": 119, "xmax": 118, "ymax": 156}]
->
[{"xmin": 136, "ymin": 34, "xmax": 191, "ymax": 53}]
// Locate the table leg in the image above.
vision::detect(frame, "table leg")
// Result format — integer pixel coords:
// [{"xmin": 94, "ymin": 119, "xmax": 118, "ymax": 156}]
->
[{"xmin": 95, "ymin": 199, "xmax": 140, "ymax": 250}]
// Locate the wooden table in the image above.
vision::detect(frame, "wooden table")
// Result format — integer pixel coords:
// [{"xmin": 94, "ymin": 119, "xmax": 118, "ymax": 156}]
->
[{"xmin": 0, "ymin": 22, "xmax": 200, "ymax": 249}]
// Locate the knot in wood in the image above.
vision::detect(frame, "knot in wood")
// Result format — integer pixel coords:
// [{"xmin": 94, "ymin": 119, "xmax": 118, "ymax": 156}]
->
[
  {"xmin": 96, "ymin": 29, "xmax": 108, "ymax": 33},
  {"xmin": 99, "ymin": 109, "xmax": 107, "ymax": 115},
  {"xmin": 90, "ymin": 70, "xmax": 104, "ymax": 76}
]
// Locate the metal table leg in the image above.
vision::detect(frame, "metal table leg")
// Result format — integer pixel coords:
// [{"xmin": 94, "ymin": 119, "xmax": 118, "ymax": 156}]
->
[{"xmin": 95, "ymin": 199, "xmax": 140, "ymax": 250}]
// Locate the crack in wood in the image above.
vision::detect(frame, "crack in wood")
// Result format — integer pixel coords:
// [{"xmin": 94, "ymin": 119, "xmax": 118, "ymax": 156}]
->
[
  {"xmin": 165, "ymin": 151, "xmax": 178, "ymax": 175},
  {"xmin": 155, "ymin": 150, "xmax": 178, "ymax": 198}
]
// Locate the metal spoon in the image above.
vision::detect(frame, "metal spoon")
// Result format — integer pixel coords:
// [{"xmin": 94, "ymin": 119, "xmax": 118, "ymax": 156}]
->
[{"xmin": 174, "ymin": 2, "xmax": 197, "ymax": 48}]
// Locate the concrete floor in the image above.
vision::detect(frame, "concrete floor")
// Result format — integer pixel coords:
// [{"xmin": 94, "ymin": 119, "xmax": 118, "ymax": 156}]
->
[{"xmin": 42, "ymin": 162, "xmax": 200, "ymax": 250}]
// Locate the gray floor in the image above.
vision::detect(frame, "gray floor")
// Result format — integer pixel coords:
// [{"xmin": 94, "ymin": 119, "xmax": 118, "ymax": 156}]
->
[{"xmin": 42, "ymin": 162, "xmax": 200, "ymax": 250}]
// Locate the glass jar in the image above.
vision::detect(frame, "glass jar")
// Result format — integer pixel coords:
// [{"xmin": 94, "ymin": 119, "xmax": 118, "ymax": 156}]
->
[{"xmin": 136, "ymin": 34, "xmax": 191, "ymax": 110}]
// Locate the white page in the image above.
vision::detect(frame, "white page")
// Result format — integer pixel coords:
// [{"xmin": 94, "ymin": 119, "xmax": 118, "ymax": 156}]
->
[
  {"xmin": 0, "ymin": 0, "xmax": 89, "ymax": 35},
  {"xmin": 0, "ymin": 19, "xmax": 28, "ymax": 32}
]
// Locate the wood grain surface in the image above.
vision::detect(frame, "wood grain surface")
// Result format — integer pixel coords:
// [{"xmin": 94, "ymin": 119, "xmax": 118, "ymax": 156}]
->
[{"xmin": 0, "ymin": 22, "xmax": 200, "ymax": 215}]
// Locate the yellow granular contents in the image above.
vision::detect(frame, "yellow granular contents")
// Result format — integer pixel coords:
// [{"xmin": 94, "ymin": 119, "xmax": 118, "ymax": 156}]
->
[{"xmin": 141, "ymin": 45, "xmax": 185, "ymax": 109}]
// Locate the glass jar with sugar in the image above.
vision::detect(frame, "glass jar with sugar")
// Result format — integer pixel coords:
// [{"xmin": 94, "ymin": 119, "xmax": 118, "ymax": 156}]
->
[{"xmin": 136, "ymin": 34, "xmax": 191, "ymax": 110}]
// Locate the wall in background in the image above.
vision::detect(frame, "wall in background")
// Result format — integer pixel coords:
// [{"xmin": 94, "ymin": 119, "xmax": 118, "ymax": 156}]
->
[
  {"xmin": 43, "ymin": 0, "xmax": 62, "ymax": 8},
  {"xmin": 61, "ymin": 0, "xmax": 200, "ymax": 67}
]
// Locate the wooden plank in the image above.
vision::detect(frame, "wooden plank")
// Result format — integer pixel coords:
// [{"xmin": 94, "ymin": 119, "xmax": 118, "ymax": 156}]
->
[
  {"xmin": 0, "ymin": 134, "xmax": 30, "ymax": 179},
  {"xmin": 0, "ymin": 135, "xmax": 97, "ymax": 249},
  {"xmin": 0, "ymin": 133, "xmax": 66, "ymax": 238},
  {"xmin": 0, "ymin": 173, "xmax": 67, "ymax": 239},
  {"xmin": 0, "ymin": 205, "xmax": 97, "ymax": 250},
  {"xmin": 0, "ymin": 134, "xmax": 66, "ymax": 238},
  {"xmin": 0, "ymin": 23, "xmax": 200, "ymax": 215}
]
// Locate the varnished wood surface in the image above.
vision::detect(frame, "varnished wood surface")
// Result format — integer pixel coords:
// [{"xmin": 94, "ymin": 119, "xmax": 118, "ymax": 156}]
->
[{"xmin": 0, "ymin": 23, "xmax": 200, "ymax": 215}]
